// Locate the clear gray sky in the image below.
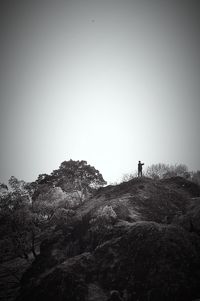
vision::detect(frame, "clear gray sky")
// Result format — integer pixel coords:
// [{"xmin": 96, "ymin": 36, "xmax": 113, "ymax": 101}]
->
[{"xmin": 0, "ymin": 0, "xmax": 200, "ymax": 184}]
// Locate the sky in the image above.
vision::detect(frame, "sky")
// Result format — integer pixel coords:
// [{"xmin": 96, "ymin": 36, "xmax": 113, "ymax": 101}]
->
[{"xmin": 0, "ymin": 0, "xmax": 200, "ymax": 184}]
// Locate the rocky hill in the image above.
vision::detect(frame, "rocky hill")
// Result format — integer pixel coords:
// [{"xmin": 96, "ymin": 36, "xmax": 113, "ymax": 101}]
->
[{"xmin": 15, "ymin": 177, "xmax": 200, "ymax": 301}]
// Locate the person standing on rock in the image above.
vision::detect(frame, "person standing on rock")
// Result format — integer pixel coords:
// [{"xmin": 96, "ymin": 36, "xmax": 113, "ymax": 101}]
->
[{"xmin": 138, "ymin": 161, "xmax": 144, "ymax": 177}]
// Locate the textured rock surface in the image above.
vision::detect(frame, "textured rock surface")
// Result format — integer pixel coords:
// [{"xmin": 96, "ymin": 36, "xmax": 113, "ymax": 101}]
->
[
  {"xmin": 94, "ymin": 221, "xmax": 200, "ymax": 300},
  {"xmin": 15, "ymin": 177, "xmax": 200, "ymax": 301}
]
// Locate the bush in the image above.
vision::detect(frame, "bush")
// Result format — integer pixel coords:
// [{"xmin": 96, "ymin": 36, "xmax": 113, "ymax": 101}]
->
[
  {"xmin": 145, "ymin": 163, "xmax": 189, "ymax": 179},
  {"xmin": 90, "ymin": 205, "xmax": 117, "ymax": 230},
  {"xmin": 52, "ymin": 208, "xmax": 75, "ymax": 226}
]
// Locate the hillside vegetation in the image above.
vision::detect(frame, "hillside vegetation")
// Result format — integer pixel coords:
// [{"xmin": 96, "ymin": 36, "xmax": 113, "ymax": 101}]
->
[{"xmin": 14, "ymin": 175, "xmax": 200, "ymax": 301}]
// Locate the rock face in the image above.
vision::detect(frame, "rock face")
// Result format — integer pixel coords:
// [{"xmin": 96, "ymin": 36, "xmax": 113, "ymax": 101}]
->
[
  {"xmin": 94, "ymin": 222, "xmax": 200, "ymax": 301},
  {"xmin": 174, "ymin": 197, "xmax": 200, "ymax": 235},
  {"xmin": 16, "ymin": 253, "xmax": 94, "ymax": 301},
  {"xmin": 16, "ymin": 177, "xmax": 200, "ymax": 301}
]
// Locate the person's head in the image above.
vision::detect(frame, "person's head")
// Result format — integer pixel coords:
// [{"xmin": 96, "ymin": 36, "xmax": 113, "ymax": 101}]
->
[{"xmin": 139, "ymin": 160, "xmax": 141, "ymax": 163}]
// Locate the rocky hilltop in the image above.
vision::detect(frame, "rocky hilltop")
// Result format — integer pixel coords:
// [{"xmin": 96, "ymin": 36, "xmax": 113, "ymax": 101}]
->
[{"xmin": 16, "ymin": 177, "xmax": 200, "ymax": 301}]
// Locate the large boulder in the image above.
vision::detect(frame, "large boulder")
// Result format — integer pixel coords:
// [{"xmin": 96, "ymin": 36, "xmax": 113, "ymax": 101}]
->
[
  {"xmin": 15, "ymin": 178, "xmax": 200, "ymax": 301},
  {"xmin": 174, "ymin": 198, "xmax": 200, "ymax": 235},
  {"xmin": 78, "ymin": 177, "xmax": 200, "ymax": 225},
  {"xmin": 16, "ymin": 222, "xmax": 200, "ymax": 301},
  {"xmin": 16, "ymin": 253, "xmax": 94, "ymax": 301},
  {"xmin": 94, "ymin": 222, "xmax": 200, "ymax": 301}
]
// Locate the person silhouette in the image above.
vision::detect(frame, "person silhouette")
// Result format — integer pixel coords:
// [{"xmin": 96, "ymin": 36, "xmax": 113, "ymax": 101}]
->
[{"xmin": 138, "ymin": 161, "xmax": 144, "ymax": 177}]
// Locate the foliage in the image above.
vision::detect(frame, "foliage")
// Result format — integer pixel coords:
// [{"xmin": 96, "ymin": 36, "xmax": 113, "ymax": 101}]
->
[
  {"xmin": 33, "ymin": 186, "xmax": 69, "ymax": 220},
  {"xmin": 7, "ymin": 208, "xmax": 40, "ymax": 259},
  {"xmin": 0, "ymin": 160, "xmax": 107, "ymax": 261},
  {"xmin": 121, "ymin": 164, "xmax": 190, "ymax": 182},
  {"xmin": 0, "ymin": 178, "xmax": 40, "ymax": 260},
  {"xmin": 94, "ymin": 222, "xmax": 200, "ymax": 301},
  {"xmin": 191, "ymin": 170, "xmax": 200, "ymax": 186},
  {"xmin": 0, "ymin": 183, "xmax": 8, "ymax": 196},
  {"xmin": 53, "ymin": 160, "xmax": 107, "ymax": 197},
  {"xmin": 145, "ymin": 163, "xmax": 189, "ymax": 179},
  {"xmin": 52, "ymin": 208, "xmax": 75, "ymax": 226},
  {"xmin": 90, "ymin": 205, "xmax": 117, "ymax": 232},
  {"xmin": 121, "ymin": 172, "xmax": 136, "ymax": 182},
  {"xmin": 9, "ymin": 176, "xmax": 27, "ymax": 193},
  {"xmin": 36, "ymin": 160, "xmax": 107, "ymax": 203},
  {"xmin": 3, "ymin": 164, "xmax": 200, "ymax": 301}
]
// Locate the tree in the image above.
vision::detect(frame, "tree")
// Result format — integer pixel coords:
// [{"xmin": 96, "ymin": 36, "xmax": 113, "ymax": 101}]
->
[
  {"xmin": 8, "ymin": 207, "xmax": 40, "ymax": 259},
  {"xmin": 0, "ymin": 160, "xmax": 107, "ymax": 261},
  {"xmin": 0, "ymin": 177, "xmax": 40, "ymax": 260},
  {"xmin": 0, "ymin": 183, "xmax": 8, "ymax": 196},
  {"xmin": 8, "ymin": 176, "xmax": 36, "ymax": 205},
  {"xmin": 33, "ymin": 186, "xmax": 69, "ymax": 221},
  {"xmin": 145, "ymin": 163, "xmax": 189, "ymax": 179},
  {"xmin": 121, "ymin": 172, "xmax": 137, "ymax": 182},
  {"xmin": 89, "ymin": 205, "xmax": 117, "ymax": 247},
  {"xmin": 8, "ymin": 176, "xmax": 26, "ymax": 193},
  {"xmin": 90, "ymin": 205, "xmax": 117, "ymax": 230},
  {"xmin": 145, "ymin": 163, "xmax": 169, "ymax": 179},
  {"xmin": 37, "ymin": 160, "xmax": 107, "ymax": 203},
  {"xmin": 191, "ymin": 170, "xmax": 200, "ymax": 185},
  {"xmin": 163, "ymin": 164, "xmax": 189, "ymax": 179}
]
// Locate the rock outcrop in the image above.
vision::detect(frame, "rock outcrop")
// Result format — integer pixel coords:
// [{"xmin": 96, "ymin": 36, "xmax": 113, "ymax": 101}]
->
[{"xmin": 16, "ymin": 177, "xmax": 200, "ymax": 301}]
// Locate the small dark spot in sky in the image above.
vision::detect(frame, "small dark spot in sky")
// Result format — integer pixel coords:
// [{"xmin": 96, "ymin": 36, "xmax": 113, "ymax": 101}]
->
[{"xmin": 92, "ymin": 19, "xmax": 95, "ymax": 23}]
